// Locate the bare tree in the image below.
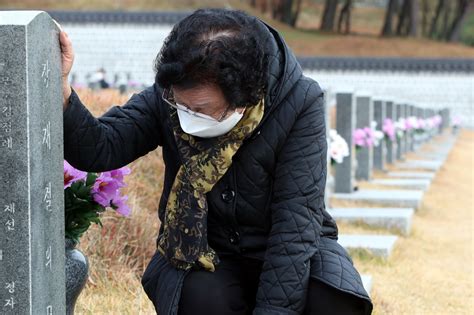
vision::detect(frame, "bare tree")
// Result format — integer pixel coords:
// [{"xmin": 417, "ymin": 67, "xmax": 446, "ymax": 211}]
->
[
  {"xmin": 381, "ymin": 0, "xmax": 399, "ymax": 36},
  {"xmin": 320, "ymin": 0, "xmax": 340, "ymax": 31},
  {"xmin": 271, "ymin": 0, "xmax": 302, "ymax": 27},
  {"xmin": 337, "ymin": 0, "xmax": 353, "ymax": 34},
  {"xmin": 440, "ymin": 0, "xmax": 452, "ymax": 38},
  {"xmin": 429, "ymin": 0, "xmax": 446, "ymax": 38},
  {"xmin": 421, "ymin": 0, "xmax": 429, "ymax": 36},
  {"xmin": 447, "ymin": 0, "xmax": 471, "ymax": 42},
  {"xmin": 396, "ymin": 0, "xmax": 419, "ymax": 36}
]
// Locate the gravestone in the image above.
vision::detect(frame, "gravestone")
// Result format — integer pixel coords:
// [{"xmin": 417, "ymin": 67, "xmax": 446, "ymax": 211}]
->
[
  {"xmin": 334, "ymin": 92, "xmax": 355, "ymax": 193},
  {"xmin": 396, "ymin": 103, "xmax": 405, "ymax": 160},
  {"xmin": 355, "ymin": 94, "xmax": 373, "ymax": 181},
  {"xmin": 403, "ymin": 104, "xmax": 410, "ymax": 155},
  {"xmin": 439, "ymin": 108, "xmax": 450, "ymax": 133},
  {"xmin": 373, "ymin": 99, "xmax": 385, "ymax": 171},
  {"xmin": 408, "ymin": 105, "xmax": 415, "ymax": 151},
  {"xmin": 416, "ymin": 106, "xmax": 426, "ymax": 145},
  {"xmin": 323, "ymin": 88, "xmax": 333, "ymax": 207},
  {"xmin": 385, "ymin": 100, "xmax": 396, "ymax": 164},
  {"xmin": 0, "ymin": 11, "xmax": 65, "ymax": 314}
]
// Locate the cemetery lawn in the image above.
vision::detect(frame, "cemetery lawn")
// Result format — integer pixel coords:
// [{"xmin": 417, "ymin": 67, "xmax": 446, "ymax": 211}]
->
[
  {"xmin": 344, "ymin": 131, "xmax": 474, "ymax": 314},
  {"xmin": 1, "ymin": 0, "xmax": 473, "ymax": 58}
]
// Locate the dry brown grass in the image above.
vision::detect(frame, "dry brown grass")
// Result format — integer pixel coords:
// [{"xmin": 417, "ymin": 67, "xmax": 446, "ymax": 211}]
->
[
  {"xmin": 71, "ymin": 88, "xmax": 161, "ymax": 314},
  {"xmin": 70, "ymin": 89, "xmax": 473, "ymax": 314},
  {"xmin": 349, "ymin": 131, "xmax": 474, "ymax": 314}
]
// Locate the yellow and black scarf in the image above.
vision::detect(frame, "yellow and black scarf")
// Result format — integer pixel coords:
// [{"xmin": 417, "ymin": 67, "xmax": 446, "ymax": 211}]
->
[{"xmin": 157, "ymin": 99, "xmax": 264, "ymax": 272}]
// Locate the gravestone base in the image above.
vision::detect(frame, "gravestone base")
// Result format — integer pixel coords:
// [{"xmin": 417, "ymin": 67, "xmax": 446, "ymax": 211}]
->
[
  {"xmin": 327, "ymin": 207, "xmax": 414, "ymax": 235},
  {"xmin": 370, "ymin": 178, "xmax": 431, "ymax": 191},
  {"xmin": 333, "ymin": 189, "xmax": 424, "ymax": 209},
  {"xmin": 338, "ymin": 234, "xmax": 398, "ymax": 259}
]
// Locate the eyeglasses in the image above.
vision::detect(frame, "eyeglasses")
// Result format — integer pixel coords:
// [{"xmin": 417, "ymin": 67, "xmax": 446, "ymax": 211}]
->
[{"xmin": 162, "ymin": 88, "xmax": 232, "ymax": 122}]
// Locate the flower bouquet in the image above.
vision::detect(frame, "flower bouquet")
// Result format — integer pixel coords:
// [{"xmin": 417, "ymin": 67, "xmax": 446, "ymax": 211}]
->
[
  {"xmin": 64, "ymin": 160, "xmax": 131, "ymax": 243},
  {"xmin": 353, "ymin": 122, "xmax": 384, "ymax": 149},
  {"xmin": 328, "ymin": 129, "xmax": 350, "ymax": 165}
]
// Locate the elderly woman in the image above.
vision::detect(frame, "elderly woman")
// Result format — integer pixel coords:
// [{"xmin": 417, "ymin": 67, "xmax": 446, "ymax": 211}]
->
[{"xmin": 60, "ymin": 8, "xmax": 372, "ymax": 315}]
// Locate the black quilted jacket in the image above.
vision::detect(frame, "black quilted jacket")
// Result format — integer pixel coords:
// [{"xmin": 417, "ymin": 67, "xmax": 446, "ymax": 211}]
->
[{"xmin": 64, "ymin": 21, "xmax": 372, "ymax": 315}]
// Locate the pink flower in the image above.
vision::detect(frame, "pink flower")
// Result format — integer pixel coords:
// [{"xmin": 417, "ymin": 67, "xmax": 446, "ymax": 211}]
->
[
  {"xmin": 432, "ymin": 115, "xmax": 442, "ymax": 127},
  {"xmin": 363, "ymin": 127, "xmax": 375, "ymax": 147},
  {"xmin": 112, "ymin": 195, "xmax": 131, "ymax": 217},
  {"xmin": 382, "ymin": 118, "xmax": 396, "ymax": 141},
  {"xmin": 64, "ymin": 160, "xmax": 87, "ymax": 189},
  {"xmin": 353, "ymin": 128, "xmax": 366, "ymax": 147},
  {"xmin": 417, "ymin": 118, "xmax": 426, "ymax": 130},
  {"xmin": 104, "ymin": 166, "xmax": 131, "ymax": 188},
  {"xmin": 452, "ymin": 116, "xmax": 461, "ymax": 127},
  {"xmin": 92, "ymin": 173, "xmax": 120, "ymax": 207}
]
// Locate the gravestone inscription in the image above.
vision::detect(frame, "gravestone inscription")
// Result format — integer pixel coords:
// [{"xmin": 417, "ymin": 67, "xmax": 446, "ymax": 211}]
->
[{"xmin": 0, "ymin": 11, "xmax": 65, "ymax": 314}]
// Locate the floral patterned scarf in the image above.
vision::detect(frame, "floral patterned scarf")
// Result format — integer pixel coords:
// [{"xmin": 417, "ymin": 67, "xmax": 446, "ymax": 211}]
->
[{"xmin": 157, "ymin": 99, "xmax": 264, "ymax": 272}]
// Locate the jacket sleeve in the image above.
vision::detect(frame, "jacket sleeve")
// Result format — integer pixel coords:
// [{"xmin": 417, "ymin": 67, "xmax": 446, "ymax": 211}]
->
[
  {"xmin": 63, "ymin": 84, "xmax": 164, "ymax": 172},
  {"xmin": 253, "ymin": 82, "xmax": 327, "ymax": 315}
]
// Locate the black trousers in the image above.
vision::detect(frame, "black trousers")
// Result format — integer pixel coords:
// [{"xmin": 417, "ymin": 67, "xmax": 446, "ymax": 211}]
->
[{"xmin": 177, "ymin": 254, "xmax": 369, "ymax": 315}]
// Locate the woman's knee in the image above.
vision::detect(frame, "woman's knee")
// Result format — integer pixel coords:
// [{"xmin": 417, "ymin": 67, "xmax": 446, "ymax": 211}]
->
[
  {"xmin": 178, "ymin": 269, "xmax": 249, "ymax": 315},
  {"xmin": 304, "ymin": 278, "xmax": 371, "ymax": 315}
]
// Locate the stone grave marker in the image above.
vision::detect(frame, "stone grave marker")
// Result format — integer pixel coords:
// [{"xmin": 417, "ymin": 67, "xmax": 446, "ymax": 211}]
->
[
  {"xmin": 396, "ymin": 103, "xmax": 405, "ymax": 160},
  {"xmin": 373, "ymin": 99, "xmax": 385, "ymax": 171},
  {"xmin": 385, "ymin": 100, "xmax": 396, "ymax": 164},
  {"xmin": 355, "ymin": 94, "xmax": 373, "ymax": 181},
  {"xmin": 334, "ymin": 91, "xmax": 355, "ymax": 193},
  {"xmin": 408, "ymin": 105, "xmax": 415, "ymax": 151},
  {"xmin": 403, "ymin": 103, "xmax": 410, "ymax": 155},
  {"xmin": 0, "ymin": 11, "xmax": 65, "ymax": 314}
]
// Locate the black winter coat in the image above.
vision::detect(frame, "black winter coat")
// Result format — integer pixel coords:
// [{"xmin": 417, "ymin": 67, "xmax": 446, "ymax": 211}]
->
[{"xmin": 63, "ymin": 21, "xmax": 372, "ymax": 315}]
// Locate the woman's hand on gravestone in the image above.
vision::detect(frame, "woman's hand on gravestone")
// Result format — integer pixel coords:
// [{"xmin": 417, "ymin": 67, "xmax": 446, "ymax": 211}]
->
[{"xmin": 55, "ymin": 19, "xmax": 75, "ymax": 110}]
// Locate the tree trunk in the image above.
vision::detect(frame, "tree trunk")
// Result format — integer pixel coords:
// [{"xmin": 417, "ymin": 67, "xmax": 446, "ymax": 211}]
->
[
  {"xmin": 409, "ymin": 0, "xmax": 419, "ymax": 36},
  {"xmin": 421, "ymin": 0, "xmax": 429, "ymax": 36},
  {"xmin": 290, "ymin": 0, "xmax": 303, "ymax": 27},
  {"xmin": 320, "ymin": 0, "xmax": 339, "ymax": 31},
  {"xmin": 441, "ymin": 0, "xmax": 452, "ymax": 39},
  {"xmin": 269, "ymin": 0, "xmax": 301, "ymax": 28},
  {"xmin": 396, "ymin": 0, "xmax": 411, "ymax": 35},
  {"xmin": 447, "ymin": 0, "xmax": 471, "ymax": 42},
  {"xmin": 337, "ymin": 0, "xmax": 353, "ymax": 34},
  {"xmin": 381, "ymin": 0, "xmax": 399, "ymax": 36},
  {"xmin": 271, "ymin": 0, "xmax": 282, "ymax": 20},
  {"xmin": 429, "ymin": 0, "xmax": 446, "ymax": 38}
]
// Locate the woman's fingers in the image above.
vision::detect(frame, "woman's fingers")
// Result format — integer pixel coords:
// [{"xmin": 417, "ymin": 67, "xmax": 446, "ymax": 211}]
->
[{"xmin": 57, "ymin": 27, "xmax": 75, "ymax": 79}]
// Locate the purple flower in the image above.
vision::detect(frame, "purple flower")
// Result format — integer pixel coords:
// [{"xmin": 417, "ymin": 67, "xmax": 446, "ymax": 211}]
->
[
  {"xmin": 353, "ymin": 128, "xmax": 366, "ymax": 147},
  {"xmin": 106, "ymin": 166, "xmax": 131, "ymax": 188},
  {"xmin": 383, "ymin": 118, "xmax": 396, "ymax": 141},
  {"xmin": 363, "ymin": 127, "xmax": 375, "ymax": 147},
  {"xmin": 64, "ymin": 160, "xmax": 87, "ymax": 189},
  {"xmin": 417, "ymin": 118, "xmax": 426, "ymax": 129},
  {"xmin": 452, "ymin": 116, "xmax": 461, "ymax": 127},
  {"xmin": 112, "ymin": 195, "xmax": 131, "ymax": 217},
  {"xmin": 92, "ymin": 173, "xmax": 120, "ymax": 207}
]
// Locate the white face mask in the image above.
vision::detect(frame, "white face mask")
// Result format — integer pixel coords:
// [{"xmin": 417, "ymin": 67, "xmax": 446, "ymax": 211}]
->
[{"xmin": 177, "ymin": 108, "xmax": 244, "ymax": 138}]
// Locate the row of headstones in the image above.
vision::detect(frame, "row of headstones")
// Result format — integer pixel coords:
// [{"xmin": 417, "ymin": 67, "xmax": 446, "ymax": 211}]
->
[
  {"xmin": 322, "ymin": 91, "xmax": 453, "ymax": 294},
  {"xmin": 327, "ymin": 91, "xmax": 450, "ymax": 194}
]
